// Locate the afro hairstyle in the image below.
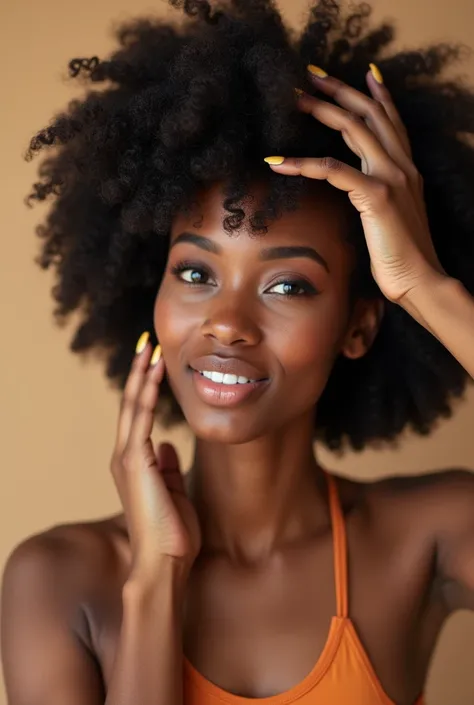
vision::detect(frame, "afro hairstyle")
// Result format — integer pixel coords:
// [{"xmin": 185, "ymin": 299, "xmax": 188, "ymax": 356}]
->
[{"xmin": 25, "ymin": 0, "xmax": 474, "ymax": 451}]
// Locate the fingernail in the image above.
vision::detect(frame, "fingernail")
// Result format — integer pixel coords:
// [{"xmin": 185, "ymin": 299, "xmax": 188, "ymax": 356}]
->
[
  {"xmin": 150, "ymin": 344, "xmax": 162, "ymax": 366},
  {"xmin": 307, "ymin": 64, "xmax": 328, "ymax": 78},
  {"xmin": 294, "ymin": 87, "xmax": 304, "ymax": 96},
  {"xmin": 135, "ymin": 331, "xmax": 149, "ymax": 354},
  {"xmin": 264, "ymin": 156, "xmax": 285, "ymax": 165},
  {"xmin": 369, "ymin": 63, "xmax": 383, "ymax": 84}
]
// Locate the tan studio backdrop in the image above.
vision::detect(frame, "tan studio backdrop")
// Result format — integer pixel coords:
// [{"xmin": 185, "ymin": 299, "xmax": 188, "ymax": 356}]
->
[{"xmin": 1, "ymin": 0, "xmax": 474, "ymax": 703}]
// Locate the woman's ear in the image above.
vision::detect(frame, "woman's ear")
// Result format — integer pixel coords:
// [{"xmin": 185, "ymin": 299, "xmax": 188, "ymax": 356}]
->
[{"xmin": 341, "ymin": 298, "xmax": 385, "ymax": 360}]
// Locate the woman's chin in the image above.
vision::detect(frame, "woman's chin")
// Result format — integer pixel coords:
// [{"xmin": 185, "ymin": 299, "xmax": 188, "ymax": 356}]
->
[{"xmin": 184, "ymin": 410, "xmax": 267, "ymax": 445}]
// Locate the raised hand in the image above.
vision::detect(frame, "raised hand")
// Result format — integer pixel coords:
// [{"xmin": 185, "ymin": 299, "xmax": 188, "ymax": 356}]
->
[
  {"xmin": 265, "ymin": 64, "xmax": 447, "ymax": 306},
  {"xmin": 110, "ymin": 332, "xmax": 202, "ymax": 582}
]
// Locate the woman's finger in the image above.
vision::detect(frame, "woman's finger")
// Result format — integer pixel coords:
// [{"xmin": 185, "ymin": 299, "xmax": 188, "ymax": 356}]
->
[
  {"xmin": 305, "ymin": 64, "xmax": 413, "ymax": 168},
  {"xmin": 115, "ymin": 331, "xmax": 153, "ymax": 455},
  {"xmin": 156, "ymin": 442, "xmax": 187, "ymax": 495},
  {"xmin": 295, "ymin": 92, "xmax": 404, "ymax": 184},
  {"xmin": 365, "ymin": 67, "xmax": 414, "ymax": 158},
  {"xmin": 126, "ymin": 345, "xmax": 165, "ymax": 456},
  {"xmin": 264, "ymin": 155, "xmax": 381, "ymax": 198}
]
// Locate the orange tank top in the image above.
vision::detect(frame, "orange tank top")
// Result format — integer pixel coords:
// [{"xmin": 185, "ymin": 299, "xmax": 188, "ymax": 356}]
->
[{"xmin": 183, "ymin": 473, "xmax": 424, "ymax": 705}]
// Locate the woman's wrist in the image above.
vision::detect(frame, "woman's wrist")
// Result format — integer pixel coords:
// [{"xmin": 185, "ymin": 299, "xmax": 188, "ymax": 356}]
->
[
  {"xmin": 400, "ymin": 274, "xmax": 474, "ymax": 378},
  {"xmin": 125, "ymin": 555, "xmax": 190, "ymax": 599}
]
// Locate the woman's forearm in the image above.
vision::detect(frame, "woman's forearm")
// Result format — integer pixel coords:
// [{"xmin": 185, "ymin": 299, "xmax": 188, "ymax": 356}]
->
[
  {"xmin": 401, "ymin": 274, "xmax": 474, "ymax": 379},
  {"xmin": 105, "ymin": 558, "xmax": 187, "ymax": 705}
]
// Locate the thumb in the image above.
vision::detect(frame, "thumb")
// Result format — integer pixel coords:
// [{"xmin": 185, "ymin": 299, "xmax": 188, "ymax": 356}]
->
[{"xmin": 156, "ymin": 442, "xmax": 186, "ymax": 495}]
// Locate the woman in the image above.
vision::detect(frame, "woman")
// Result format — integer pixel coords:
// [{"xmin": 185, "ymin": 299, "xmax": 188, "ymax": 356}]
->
[{"xmin": 2, "ymin": 1, "xmax": 474, "ymax": 703}]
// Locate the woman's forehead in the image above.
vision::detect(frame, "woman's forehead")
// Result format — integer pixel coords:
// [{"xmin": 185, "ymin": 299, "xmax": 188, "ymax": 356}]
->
[{"xmin": 171, "ymin": 180, "xmax": 350, "ymax": 246}]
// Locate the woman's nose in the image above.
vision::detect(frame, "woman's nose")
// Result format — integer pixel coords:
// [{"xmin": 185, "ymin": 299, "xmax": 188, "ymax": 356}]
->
[{"xmin": 200, "ymin": 303, "xmax": 262, "ymax": 347}]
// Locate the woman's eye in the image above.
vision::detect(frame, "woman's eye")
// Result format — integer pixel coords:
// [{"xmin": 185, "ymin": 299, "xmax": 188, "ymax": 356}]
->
[
  {"xmin": 170, "ymin": 264, "xmax": 316, "ymax": 297},
  {"xmin": 267, "ymin": 280, "xmax": 314, "ymax": 297},
  {"xmin": 180, "ymin": 268, "xmax": 207, "ymax": 284},
  {"xmin": 171, "ymin": 263, "xmax": 211, "ymax": 285}
]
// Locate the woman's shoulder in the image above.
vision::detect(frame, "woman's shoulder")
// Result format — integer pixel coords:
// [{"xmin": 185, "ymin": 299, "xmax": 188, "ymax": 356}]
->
[
  {"xmin": 361, "ymin": 467, "xmax": 474, "ymax": 504},
  {"xmin": 1, "ymin": 517, "xmax": 132, "ymax": 700},
  {"xmin": 338, "ymin": 468, "xmax": 474, "ymax": 541},
  {"xmin": 2, "ymin": 513, "xmax": 130, "ymax": 618},
  {"xmin": 7, "ymin": 511, "xmax": 125, "ymax": 562}
]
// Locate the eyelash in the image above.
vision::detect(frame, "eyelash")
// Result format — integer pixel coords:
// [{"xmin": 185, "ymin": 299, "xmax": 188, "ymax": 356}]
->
[{"xmin": 170, "ymin": 260, "xmax": 318, "ymax": 298}]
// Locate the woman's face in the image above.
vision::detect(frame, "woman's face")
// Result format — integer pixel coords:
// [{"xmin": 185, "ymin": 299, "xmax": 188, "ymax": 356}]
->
[{"xmin": 154, "ymin": 180, "xmax": 369, "ymax": 443}]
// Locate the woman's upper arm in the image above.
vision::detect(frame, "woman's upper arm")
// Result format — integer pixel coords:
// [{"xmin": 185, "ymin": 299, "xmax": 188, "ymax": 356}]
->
[
  {"xmin": 433, "ymin": 470, "xmax": 474, "ymax": 611},
  {"xmin": 1, "ymin": 536, "xmax": 105, "ymax": 705}
]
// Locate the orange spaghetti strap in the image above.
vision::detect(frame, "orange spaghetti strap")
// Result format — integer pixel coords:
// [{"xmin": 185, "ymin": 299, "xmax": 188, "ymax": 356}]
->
[{"xmin": 325, "ymin": 473, "xmax": 349, "ymax": 618}]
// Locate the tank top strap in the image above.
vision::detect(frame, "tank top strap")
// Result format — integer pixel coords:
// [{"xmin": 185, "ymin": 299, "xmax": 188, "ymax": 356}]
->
[{"xmin": 325, "ymin": 472, "xmax": 349, "ymax": 618}]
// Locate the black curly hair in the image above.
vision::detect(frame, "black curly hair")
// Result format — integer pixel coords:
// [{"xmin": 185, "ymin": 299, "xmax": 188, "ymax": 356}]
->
[{"xmin": 25, "ymin": 0, "xmax": 474, "ymax": 451}]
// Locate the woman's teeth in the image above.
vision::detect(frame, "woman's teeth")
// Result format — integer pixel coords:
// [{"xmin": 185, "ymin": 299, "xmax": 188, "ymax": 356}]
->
[{"xmin": 199, "ymin": 370, "xmax": 257, "ymax": 385}]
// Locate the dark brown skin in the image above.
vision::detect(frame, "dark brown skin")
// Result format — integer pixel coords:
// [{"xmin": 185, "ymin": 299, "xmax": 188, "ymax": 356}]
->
[{"xmin": 2, "ymin": 181, "xmax": 474, "ymax": 705}]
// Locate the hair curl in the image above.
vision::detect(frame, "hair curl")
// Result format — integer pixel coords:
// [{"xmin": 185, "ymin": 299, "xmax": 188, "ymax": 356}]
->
[{"xmin": 26, "ymin": 0, "xmax": 474, "ymax": 451}]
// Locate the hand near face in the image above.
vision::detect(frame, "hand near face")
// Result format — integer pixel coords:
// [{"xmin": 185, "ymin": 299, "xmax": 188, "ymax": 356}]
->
[{"xmin": 265, "ymin": 64, "xmax": 448, "ymax": 306}]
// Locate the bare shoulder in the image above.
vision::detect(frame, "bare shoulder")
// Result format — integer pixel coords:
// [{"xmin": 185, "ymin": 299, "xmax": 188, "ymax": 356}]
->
[
  {"xmin": 366, "ymin": 468, "xmax": 474, "ymax": 507},
  {"xmin": 2, "ymin": 514, "xmax": 129, "ymax": 639},
  {"xmin": 344, "ymin": 468, "xmax": 474, "ymax": 538},
  {"xmin": 4, "ymin": 512, "xmax": 127, "ymax": 578},
  {"xmin": 1, "ymin": 517, "xmax": 129, "ymax": 704}
]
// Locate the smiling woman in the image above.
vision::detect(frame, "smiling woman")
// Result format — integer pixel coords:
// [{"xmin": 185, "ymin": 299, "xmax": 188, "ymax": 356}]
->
[
  {"xmin": 3, "ymin": 1, "xmax": 474, "ymax": 705},
  {"xmin": 20, "ymin": 0, "xmax": 474, "ymax": 450},
  {"xmin": 155, "ymin": 180, "xmax": 369, "ymax": 444}
]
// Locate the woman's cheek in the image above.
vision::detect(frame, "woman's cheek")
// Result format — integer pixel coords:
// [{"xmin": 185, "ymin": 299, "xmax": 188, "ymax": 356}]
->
[
  {"xmin": 274, "ymin": 301, "xmax": 347, "ymax": 400},
  {"xmin": 154, "ymin": 281, "xmax": 183, "ymax": 337}
]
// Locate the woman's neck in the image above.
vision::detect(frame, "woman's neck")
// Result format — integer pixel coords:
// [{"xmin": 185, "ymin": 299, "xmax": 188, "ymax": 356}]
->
[{"xmin": 186, "ymin": 414, "xmax": 330, "ymax": 566}]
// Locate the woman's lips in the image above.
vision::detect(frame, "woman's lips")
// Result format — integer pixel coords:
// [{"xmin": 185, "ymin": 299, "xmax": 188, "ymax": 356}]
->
[{"xmin": 190, "ymin": 369, "xmax": 269, "ymax": 407}]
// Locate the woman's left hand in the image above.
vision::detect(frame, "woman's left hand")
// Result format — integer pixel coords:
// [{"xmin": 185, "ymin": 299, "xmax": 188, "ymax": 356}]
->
[{"xmin": 264, "ymin": 64, "xmax": 447, "ymax": 305}]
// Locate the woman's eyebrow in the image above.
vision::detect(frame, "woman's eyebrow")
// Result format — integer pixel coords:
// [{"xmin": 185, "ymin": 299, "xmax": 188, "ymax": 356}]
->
[
  {"xmin": 260, "ymin": 245, "xmax": 329, "ymax": 272},
  {"xmin": 170, "ymin": 232, "xmax": 220, "ymax": 254},
  {"xmin": 170, "ymin": 232, "xmax": 329, "ymax": 272}
]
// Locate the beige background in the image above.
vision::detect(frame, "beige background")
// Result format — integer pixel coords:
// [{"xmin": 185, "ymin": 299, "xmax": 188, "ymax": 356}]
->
[{"xmin": 1, "ymin": 0, "xmax": 474, "ymax": 703}]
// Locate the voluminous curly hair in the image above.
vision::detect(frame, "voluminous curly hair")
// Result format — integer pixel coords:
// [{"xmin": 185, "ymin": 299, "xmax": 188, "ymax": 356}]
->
[{"xmin": 26, "ymin": 0, "xmax": 474, "ymax": 451}]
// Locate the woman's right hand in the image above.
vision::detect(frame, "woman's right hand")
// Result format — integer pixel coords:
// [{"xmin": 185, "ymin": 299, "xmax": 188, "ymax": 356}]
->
[{"xmin": 110, "ymin": 332, "xmax": 202, "ymax": 582}]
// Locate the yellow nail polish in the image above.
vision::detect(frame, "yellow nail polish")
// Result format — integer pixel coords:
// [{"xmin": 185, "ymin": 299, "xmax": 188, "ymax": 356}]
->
[
  {"xmin": 264, "ymin": 156, "xmax": 285, "ymax": 165},
  {"xmin": 135, "ymin": 331, "xmax": 149, "ymax": 354},
  {"xmin": 307, "ymin": 64, "xmax": 328, "ymax": 78},
  {"xmin": 150, "ymin": 344, "xmax": 162, "ymax": 366},
  {"xmin": 294, "ymin": 87, "xmax": 304, "ymax": 96},
  {"xmin": 369, "ymin": 63, "xmax": 383, "ymax": 84}
]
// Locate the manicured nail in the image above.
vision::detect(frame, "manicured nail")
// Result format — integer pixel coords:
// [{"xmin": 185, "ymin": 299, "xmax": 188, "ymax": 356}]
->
[
  {"xmin": 264, "ymin": 156, "xmax": 285, "ymax": 165},
  {"xmin": 307, "ymin": 64, "xmax": 328, "ymax": 78},
  {"xmin": 294, "ymin": 87, "xmax": 304, "ymax": 96},
  {"xmin": 150, "ymin": 344, "xmax": 162, "ymax": 366},
  {"xmin": 135, "ymin": 331, "xmax": 149, "ymax": 354},
  {"xmin": 369, "ymin": 63, "xmax": 383, "ymax": 84}
]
